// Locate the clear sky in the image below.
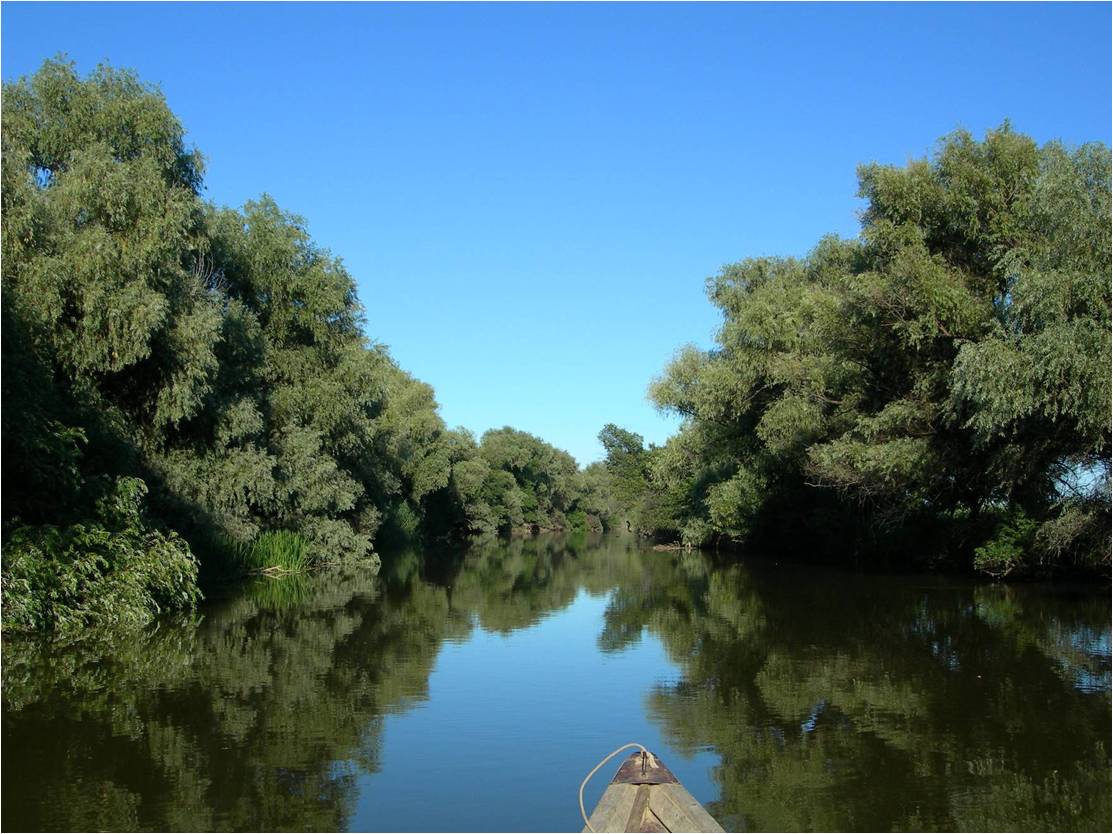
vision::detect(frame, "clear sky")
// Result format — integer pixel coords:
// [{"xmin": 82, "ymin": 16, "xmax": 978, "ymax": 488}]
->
[{"xmin": 3, "ymin": 2, "xmax": 1110, "ymax": 464}]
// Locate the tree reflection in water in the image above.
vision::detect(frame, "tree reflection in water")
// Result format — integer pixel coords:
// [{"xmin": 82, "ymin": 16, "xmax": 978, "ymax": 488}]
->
[
  {"xmin": 3, "ymin": 535, "xmax": 1109, "ymax": 831},
  {"xmin": 618, "ymin": 559, "xmax": 1111, "ymax": 831}
]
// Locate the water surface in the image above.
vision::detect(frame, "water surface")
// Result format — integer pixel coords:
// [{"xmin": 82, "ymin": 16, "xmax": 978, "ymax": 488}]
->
[{"xmin": 3, "ymin": 535, "xmax": 1109, "ymax": 831}]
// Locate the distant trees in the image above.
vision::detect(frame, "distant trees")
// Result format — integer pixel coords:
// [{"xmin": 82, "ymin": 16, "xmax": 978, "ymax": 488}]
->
[
  {"xmin": 597, "ymin": 423, "xmax": 680, "ymax": 537},
  {"xmin": 0, "ymin": 59, "xmax": 606, "ymax": 633},
  {"xmin": 428, "ymin": 426, "xmax": 612, "ymax": 538},
  {"xmin": 606, "ymin": 125, "xmax": 1111, "ymax": 576}
]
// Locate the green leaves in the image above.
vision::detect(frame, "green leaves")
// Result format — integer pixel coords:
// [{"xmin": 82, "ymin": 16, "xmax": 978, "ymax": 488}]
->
[
  {"xmin": 706, "ymin": 468, "xmax": 765, "ymax": 540},
  {"xmin": 3, "ymin": 59, "xmax": 203, "ymax": 192},
  {"xmin": 639, "ymin": 124, "xmax": 1110, "ymax": 572},
  {"xmin": 4, "ymin": 61, "xmax": 220, "ymax": 437},
  {"xmin": 2, "ymin": 58, "xmax": 608, "ymax": 630},
  {"xmin": 1, "ymin": 477, "xmax": 200, "ymax": 634}
]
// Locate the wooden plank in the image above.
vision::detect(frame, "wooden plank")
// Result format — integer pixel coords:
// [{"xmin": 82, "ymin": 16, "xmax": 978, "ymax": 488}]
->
[
  {"xmin": 624, "ymin": 785, "xmax": 652, "ymax": 831},
  {"xmin": 645, "ymin": 787, "xmax": 689, "ymax": 833},
  {"xmin": 635, "ymin": 809, "xmax": 669, "ymax": 831},
  {"xmin": 584, "ymin": 783, "xmax": 639, "ymax": 833},
  {"xmin": 647, "ymin": 783, "xmax": 725, "ymax": 833}
]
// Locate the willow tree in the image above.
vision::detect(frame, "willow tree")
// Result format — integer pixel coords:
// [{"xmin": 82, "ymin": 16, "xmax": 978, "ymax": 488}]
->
[
  {"xmin": 2, "ymin": 60, "xmax": 218, "ymax": 441},
  {"xmin": 1, "ymin": 60, "xmax": 209, "ymax": 630},
  {"xmin": 648, "ymin": 125, "xmax": 1110, "ymax": 574},
  {"xmin": 2, "ymin": 59, "xmax": 607, "ymax": 634}
]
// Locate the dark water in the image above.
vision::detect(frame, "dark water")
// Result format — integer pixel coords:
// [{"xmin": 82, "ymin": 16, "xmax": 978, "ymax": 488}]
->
[{"xmin": 2, "ymin": 535, "xmax": 1110, "ymax": 832}]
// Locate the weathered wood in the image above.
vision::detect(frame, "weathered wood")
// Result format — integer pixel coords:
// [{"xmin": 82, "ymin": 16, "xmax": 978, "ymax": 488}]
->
[
  {"xmin": 613, "ymin": 752, "xmax": 679, "ymax": 786},
  {"xmin": 627, "ymin": 785, "xmax": 671, "ymax": 832},
  {"xmin": 635, "ymin": 809, "xmax": 669, "ymax": 833},
  {"xmin": 585, "ymin": 783, "xmax": 639, "ymax": 833},
  {"xmin": 648, "ymin": 783, "xmax": 725, "ymax": 833},
  {"xmin": 624, "ymin": 785, "xmax": 652, "ymax": 831},
  {"xmin": 584, "ymin": 752, "xmax": 724, "ymax": 833}
]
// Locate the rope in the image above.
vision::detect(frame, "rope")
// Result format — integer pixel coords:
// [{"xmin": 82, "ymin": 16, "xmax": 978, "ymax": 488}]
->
[{"xmin": 578, "ymin": 742, "xmax": 650, "ymax": 832}]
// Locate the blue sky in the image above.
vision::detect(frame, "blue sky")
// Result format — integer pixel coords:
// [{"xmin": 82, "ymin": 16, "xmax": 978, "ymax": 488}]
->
[{"xmin": 3, "ymin": 2, "xmax": 1110, "ymax": 464}]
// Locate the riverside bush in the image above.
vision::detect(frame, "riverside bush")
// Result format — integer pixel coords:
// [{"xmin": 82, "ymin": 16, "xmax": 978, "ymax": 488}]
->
[{"xmin": 1, "ymin": 477, "xmax": 200, "ymax": 634}]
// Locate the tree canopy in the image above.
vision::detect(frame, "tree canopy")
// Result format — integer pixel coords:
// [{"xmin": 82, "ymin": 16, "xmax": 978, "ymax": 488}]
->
[
  {"xmin": 605, "ymin": 125, "xmax": 1110, "ymax": 576},
  {"xmin": 1, "ymin": 59, "xmax": 609, "ymax": 634},
  {"xmin": 2, "ymin": 60, "xmax": 1106, "ymax": 639}
]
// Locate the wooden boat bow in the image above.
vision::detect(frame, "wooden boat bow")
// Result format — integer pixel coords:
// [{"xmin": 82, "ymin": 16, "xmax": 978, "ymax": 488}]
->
[{"xmin": 582, "ymin": 751, "xmax": 724, "ymax": 833}]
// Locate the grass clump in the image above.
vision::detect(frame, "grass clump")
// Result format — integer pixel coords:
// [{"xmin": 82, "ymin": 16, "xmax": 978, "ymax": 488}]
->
[{"xmin": 235, "ymin": 531, "xmax": 312, "ymax": 575}]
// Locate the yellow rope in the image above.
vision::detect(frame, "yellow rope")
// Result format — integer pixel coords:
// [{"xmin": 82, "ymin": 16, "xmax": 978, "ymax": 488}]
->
[{"xmin": 578, "ymin": 742, "xmax": 650, "ymax": 832}]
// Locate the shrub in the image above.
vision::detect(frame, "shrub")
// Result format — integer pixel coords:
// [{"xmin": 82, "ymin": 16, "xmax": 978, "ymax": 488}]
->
[
  {"xmin": 974, "ymin": 508, "xmax": 1040, "ymax": 578},
  {"xmin": 1, "ymin": 477, "xmax": 200, "ymax": 634},
  {"xmin": 566, "ymin": 508, "xmax": 588, "ymax": 533}
]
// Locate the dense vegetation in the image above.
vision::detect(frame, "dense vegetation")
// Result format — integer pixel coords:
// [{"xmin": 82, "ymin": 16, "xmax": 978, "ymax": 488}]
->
[
  {"xmin": 2, "ymin": 60, "xmax": 1107, "ymax": 635},
  {"xmin": 1, "ymin": 60, "xmax": 610, "ymax": 633},
  {"xmin": 601, "ymin": 125, "xmax": 1111, "ymax": 577}
]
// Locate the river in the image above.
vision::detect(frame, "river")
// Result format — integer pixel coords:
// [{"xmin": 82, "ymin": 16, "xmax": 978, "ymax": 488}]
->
[{"xmin": 2, "ymin": 533, "xmax": 1109, "ymax": 831}]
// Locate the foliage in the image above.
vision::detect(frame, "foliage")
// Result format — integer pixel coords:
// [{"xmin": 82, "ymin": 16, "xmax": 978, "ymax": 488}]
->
[
  {"xmin": 597, "ymin": 424, "xmax": 654, "ymax": 530},
  {"xmin": 427, "ymin": 427, "xmax": 609, "ymax": 537},
  {"xmin": 1, "ymin": 58, "xmax": 605, "ymax": 632},
  {"xmin": 1, "ymin": 477, "xmax": 200, "ymax": 633},
  {"xmin": 232, "ymin": 530, "xmax": 312, "ymax": 574},
  {"xmin": 573, "ymin": 462, "xmax": 617, "ymax": 531},
  {"xmin": 622, "ymin": 124, "xmax": 1110, "ymax": 574},
  {"xmin": 973, "ymin": 508, "xmax": 1040, "ymax": 578},
  {"xmin": 479, "ymin": 427, "xmax": 579, "ymax": 527}
]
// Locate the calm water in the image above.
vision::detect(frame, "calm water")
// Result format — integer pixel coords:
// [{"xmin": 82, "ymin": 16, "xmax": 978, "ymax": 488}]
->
[{"xmin": 2, "ymin": 534, "xmax": 1110, "ymax": 832}]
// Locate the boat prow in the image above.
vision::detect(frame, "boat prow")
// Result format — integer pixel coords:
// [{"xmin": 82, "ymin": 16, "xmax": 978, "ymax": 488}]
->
[{"xmin": 582, "ymin": 751, "xmax": 724, "ymax": 833}]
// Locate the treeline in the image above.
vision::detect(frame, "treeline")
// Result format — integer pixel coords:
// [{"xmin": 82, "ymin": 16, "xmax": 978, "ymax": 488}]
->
[
  {"xmin": 599, "ymin": 125, "xmax": 1111, "ymax": 577},
  {"xmin": 0, "ymin": 60, "xmax": 611, "ymax": 634}
]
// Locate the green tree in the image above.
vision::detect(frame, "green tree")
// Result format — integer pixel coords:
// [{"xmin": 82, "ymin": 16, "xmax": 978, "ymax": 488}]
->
[
  {"xmin": 598, "ymin": 424, "xmax": 650, "ymax": 517},
  {"xmin": 645, "ymin": 125, "xmax": 1110, "ymax": 574},
  {"xmin": 0, "ymin": 57, "xmax": 618, "ymax": 632},
  {"xmin": 2, "ymin": 60, "xmax": 214, "ymax": 630},
  {"xmin": 480, "ymin": 427, "xmax": 582, "ymax": 529}
]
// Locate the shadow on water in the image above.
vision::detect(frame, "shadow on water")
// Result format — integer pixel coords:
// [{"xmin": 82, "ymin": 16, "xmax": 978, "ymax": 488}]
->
[{"xmin": 2, "ymin": 534, "xmax": 1109, "ymax": 831}]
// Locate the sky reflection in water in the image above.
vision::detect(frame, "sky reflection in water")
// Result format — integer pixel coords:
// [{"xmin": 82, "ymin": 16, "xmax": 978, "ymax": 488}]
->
[{"xmin": 3, "ymin": 534, "xmax": 1109, "ymax": 831}]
